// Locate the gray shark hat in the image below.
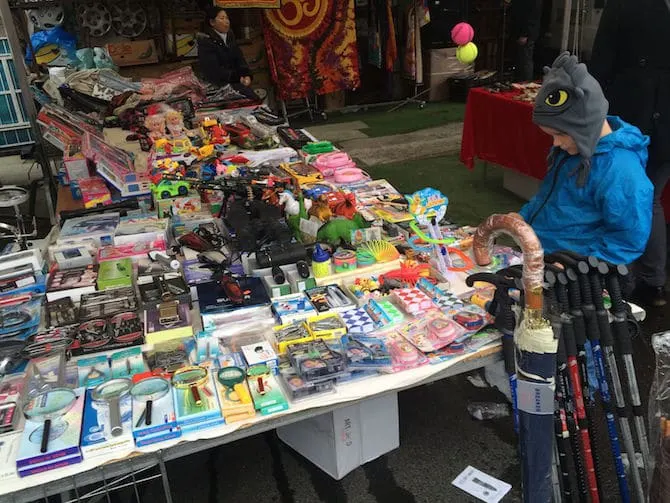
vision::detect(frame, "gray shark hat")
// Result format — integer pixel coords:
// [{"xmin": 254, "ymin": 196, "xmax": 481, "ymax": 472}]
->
[{"xmin": 533, "ymin": 52, "xmax": 609, "ymax": 186}]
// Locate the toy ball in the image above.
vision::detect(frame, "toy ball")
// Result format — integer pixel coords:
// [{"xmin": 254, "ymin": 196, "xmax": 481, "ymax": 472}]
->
[
  {"xmin": 451, "ymin": 22, "xmax": 474, "ymax": 46},
  {"xmin": 456, "ymin": 42, "xmax": 478, "ymax": 65}
]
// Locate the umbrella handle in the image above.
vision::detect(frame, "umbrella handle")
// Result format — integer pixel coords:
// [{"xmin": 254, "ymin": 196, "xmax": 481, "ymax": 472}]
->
[{"xmin": 472, "ymin": 213, "xmax": 544, "ymax": 311}]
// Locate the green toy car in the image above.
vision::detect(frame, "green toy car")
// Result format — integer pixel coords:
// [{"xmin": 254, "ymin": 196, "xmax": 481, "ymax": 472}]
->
[{"xmin": 151, "ymin": 179, "xmax": 190, "ymax": 200}]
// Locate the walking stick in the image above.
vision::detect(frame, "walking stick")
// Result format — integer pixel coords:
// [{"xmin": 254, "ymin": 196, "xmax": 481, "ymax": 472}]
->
[{"xmin": 604, "ymin": 263, "xmax": 652, "ymax": 484}]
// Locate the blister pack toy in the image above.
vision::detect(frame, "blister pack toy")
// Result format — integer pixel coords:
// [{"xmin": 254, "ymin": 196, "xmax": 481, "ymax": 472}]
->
[
  {"xmin": 396, "ymin": 311, "xmax": 467, "ymax": 353},
  {"xmin": 383, "ymin": 331, "xmax": 429, "ymax": 372},
  {"xmin": 287, "ymin": 339, "xmax": 347, "ymax": 383},
  {"xmin": 279, "ymin": 371, "xmax": 335, "ymax": 401},
  {"xmin": 370, "ymin": 299, "xmax": 404, "ymax": 326},
  {"xmin": 340, "ymin": 306, "xmax": 377, "ymax": 335},
  {"xmin": 346, "ymin": 336, "xmax": 392, "ymax": 369},
  {"xmin": 392, "ymin": 287, "xmax": 434, "ymax": 316},
  {"xmin": 305, "ymin": 285, "xmax": 356, "ymax": 314},
  {"xmin": 451, "ymin": 304, "xmax": 493, "ymax": 337}
]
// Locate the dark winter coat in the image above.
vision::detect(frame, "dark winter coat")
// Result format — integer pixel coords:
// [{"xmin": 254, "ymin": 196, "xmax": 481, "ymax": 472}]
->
[
  {"xmin": 197, "ymin": 30, "xmax": 252, "ymax": 87},
  {"xmin": 590, "ymin": 0, "xmax": 670, "ymax": 161}
]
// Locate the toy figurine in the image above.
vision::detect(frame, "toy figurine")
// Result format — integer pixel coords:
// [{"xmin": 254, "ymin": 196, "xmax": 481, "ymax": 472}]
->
[
  {"xmin": 308, "ymin": 194, "xmax": 332, "ymax": 222},
  {"xmin": 209, "ymin": 124, "xmax": 230, "ymax": 145},
  {"xmin": 165, "ymin": 109, "xmax": 186, "ymax": 138},
  {"xmin": 145, "ymin": 114, "xmax": 166, "ymax": 141},
  {"xmin": 278, "ymin": 191, "xmax": 312, "ymax": 216}
]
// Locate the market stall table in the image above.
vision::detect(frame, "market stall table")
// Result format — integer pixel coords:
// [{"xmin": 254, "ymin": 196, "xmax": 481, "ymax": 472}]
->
[
  {"xmin": 460, "ymin": 87, "xmax": 670, "ymax": 216},
  {"xmin": 0, "ymin": 342, "xmax": 502, "ymax": 503}
]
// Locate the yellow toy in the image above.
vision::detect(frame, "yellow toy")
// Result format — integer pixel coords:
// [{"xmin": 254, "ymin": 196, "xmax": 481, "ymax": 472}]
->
[
  {"xmin": 308, "ymin": 195, "xmax": 333, "ymax": 222},
  {"xmin": 279, "ymin": 161, "xmax": 323, "ymax": 187}
]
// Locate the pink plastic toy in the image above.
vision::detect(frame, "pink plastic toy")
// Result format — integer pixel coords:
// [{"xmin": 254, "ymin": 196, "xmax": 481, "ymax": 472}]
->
[
  {"xmin": 451, "ymin": 22, "xmax": 474, "ymax": 45},
  {"xmin": 313, "ymin": 152, "xmax": 357, "ymax": 178}
]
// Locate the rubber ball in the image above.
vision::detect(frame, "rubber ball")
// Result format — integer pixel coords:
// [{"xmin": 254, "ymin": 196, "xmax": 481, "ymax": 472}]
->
[
  {"xmin": 456, "ymin": 42, "xmax": 478, "ymax": 65},
  {"xmin": 451, "ymin": 22, "xmax": 474, "ymax": 46}
]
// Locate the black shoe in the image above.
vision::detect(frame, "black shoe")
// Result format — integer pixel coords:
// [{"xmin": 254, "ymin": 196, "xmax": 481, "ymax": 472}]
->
[{"xmin": 631, "ymin": 284, "xmax": 667, "ymax": 308}]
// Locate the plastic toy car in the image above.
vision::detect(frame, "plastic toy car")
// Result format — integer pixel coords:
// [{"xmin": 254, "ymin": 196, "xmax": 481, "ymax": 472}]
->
[{"xmin": 151, "ymin": 179, "xmax": 190, "ymax": 199}]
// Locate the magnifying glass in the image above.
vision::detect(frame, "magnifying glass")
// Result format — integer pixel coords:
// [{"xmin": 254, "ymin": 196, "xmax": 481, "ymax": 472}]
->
[
  {"xmin": 23, "ymin": 387, "xmax": 77, "ymax": 453},
  {"xmin": 217, "ymin": 367, "xmax": 250, "ymax": 403},
  {"xmin": 92, "ymin": 378, "xmax": 132, "ymax": 437},
  {"xmin": 130, "ymin": 377, "xmax": 170, "ymax": 427},
  {"xmin": 172, "ymin": 366, "xmax": 209, "ymax": 408}
]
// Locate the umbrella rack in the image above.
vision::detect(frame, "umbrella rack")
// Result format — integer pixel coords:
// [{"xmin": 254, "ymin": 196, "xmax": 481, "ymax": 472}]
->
[{"xmin": 472, "ymin": 214, "xmax": 652, "ymax": 502}]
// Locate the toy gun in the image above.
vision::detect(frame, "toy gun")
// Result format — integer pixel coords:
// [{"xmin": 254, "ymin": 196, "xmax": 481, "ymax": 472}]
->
[{"xmin": 466, "ymin": 271, "xmax": 521, "ymax": 433}]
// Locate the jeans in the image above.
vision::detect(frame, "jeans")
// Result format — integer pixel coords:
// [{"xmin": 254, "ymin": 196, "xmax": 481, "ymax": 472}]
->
[
  {"xmin": 515, "ymin": 40, "xmax": 535, "ymax": 82},
  {"xmin": 636, "ymin": 159, "xmax": 670, "ymax": 287}
]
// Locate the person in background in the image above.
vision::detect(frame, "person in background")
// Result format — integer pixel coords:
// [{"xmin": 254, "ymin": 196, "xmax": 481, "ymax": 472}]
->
[
  {"xmin": 589, "ymin": 0, "xmax": 670, "ymax": 307},
  {"xmin": 510, "ymin": 0, "xmax": 543, "ymax": 81},
  {"xmin": 197, "ymin": 7, "xmax": 257, "ymax": 100},
  {"xmin": 512, "ymin": 52, "xmax": 653, "ymax": 270}
]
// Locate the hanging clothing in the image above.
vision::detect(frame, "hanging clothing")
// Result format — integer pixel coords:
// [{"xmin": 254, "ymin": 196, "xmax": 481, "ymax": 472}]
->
[
  {"xmin": 385, "ymin": 0, "xmax": 397, "ymax": 72},
  {"xmin": 262, "ymin": 0, "xmax": 361, "ymax": 100},
  {"xmin": 368, "ymin": 0, "xmax": 382, "ymax": 68}
]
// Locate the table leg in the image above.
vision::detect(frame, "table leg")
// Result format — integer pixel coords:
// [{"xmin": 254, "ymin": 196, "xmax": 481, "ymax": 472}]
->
[{"xmin": 158, "ymin": 450, "xmax": 174, "ymax": 503}]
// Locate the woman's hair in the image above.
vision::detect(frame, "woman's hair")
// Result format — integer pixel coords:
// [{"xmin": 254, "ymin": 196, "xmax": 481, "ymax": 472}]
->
[{"xmin": 205, "ymin": 6, "xmax": 226, "ymax": 23}]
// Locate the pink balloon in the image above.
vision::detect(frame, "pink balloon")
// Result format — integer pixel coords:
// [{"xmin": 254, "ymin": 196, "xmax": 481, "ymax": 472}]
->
[{"xmin": 451, "ymin": 22, "xmax": 474, "ymax": 46}]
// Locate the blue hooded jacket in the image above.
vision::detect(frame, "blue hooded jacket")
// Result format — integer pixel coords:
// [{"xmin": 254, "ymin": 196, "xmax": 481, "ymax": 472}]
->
[{"xmin": 519, "ymin": 116, "xmax": 653, "ymax": 264}]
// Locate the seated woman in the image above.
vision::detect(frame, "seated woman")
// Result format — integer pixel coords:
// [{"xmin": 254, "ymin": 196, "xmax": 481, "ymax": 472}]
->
[{"xmin": 197, "ymin": 7, "xmax": 257, "ymax": 101}]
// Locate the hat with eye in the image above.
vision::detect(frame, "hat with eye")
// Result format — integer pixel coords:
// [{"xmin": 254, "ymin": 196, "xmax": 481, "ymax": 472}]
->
[{"xmin": 533, "ymin": 51, "xmax": 609, "ymax": 186}]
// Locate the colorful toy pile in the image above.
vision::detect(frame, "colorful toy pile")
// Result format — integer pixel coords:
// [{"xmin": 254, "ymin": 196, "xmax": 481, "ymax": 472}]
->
[{"xmin": 0, "ymin": 93, "xmax": 533, "ymax": 484}]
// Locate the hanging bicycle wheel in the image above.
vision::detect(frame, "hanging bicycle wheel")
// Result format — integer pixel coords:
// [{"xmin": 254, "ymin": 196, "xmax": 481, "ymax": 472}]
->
[
  {"xmin": 0, "ymin": 186, "xmax": 29, "ymax": 209},
  {"xmin": 111, "ymin": 1, "xmax": 147, "ymax": 38}
]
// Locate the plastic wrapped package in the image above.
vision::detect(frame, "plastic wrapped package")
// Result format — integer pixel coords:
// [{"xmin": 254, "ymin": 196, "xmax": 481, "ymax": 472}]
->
[
  {"xmin": 145, "ymin": 339, "xmax": 190, "ymax": 375},
  {"xmin": 140, "ymin": 67, "xmax": 206, "ymax": 103},
  {"xmin": 650, "ymin": 331, "xmax": 670, "ymax": 501},
  {"xmin": 473, "ymin": 213, "xmax": 544, "ymax": 311}
]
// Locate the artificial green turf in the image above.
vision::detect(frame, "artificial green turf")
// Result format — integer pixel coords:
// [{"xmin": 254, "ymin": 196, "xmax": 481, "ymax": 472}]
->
[
  {"xmin": 368, "ymin": 154, "xmax": 526, "ymax": 226},
  {"xmin": 321, "ymin": 102, "xmax": 466, "ymax": 138}
]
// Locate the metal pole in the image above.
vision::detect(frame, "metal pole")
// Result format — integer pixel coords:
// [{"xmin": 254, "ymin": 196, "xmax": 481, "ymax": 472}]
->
[
  {"xmin": 0, "ymin": 1, "xmax": 57, "ymax": 209},
  {"xmin": 561, "ymin": 0, "xmax": 573, "ymax": 52}
]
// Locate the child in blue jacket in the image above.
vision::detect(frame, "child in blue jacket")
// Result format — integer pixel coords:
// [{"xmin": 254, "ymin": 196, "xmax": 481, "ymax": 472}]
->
[{"xmin": 516, "ymin": 52, "xmax": 653, "ymax": 266}]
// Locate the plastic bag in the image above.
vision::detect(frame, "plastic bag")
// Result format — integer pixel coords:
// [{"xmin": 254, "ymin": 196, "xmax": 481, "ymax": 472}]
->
[
  {"xmin": 649, "ymin": 331, "xmax": 670, "ymax": 501},
  {"xmin": 25, "ymin": 26, "xmax": 78, "ymax": 67}
]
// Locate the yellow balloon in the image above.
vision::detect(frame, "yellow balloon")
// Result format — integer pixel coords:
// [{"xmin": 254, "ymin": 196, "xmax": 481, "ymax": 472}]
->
[{"xmin": 457, "ymin": 42, "xmax": 478, "ymax": 65}]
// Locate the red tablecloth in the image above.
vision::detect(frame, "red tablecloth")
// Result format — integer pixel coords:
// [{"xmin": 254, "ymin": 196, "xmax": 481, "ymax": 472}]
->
[
  {"xmin": 460, "ymin": 87, "xmax": 551, "ymax": 178},
  {"xmin": 460, "ymin": 86, "xmax": 670, "ymax": 218}
]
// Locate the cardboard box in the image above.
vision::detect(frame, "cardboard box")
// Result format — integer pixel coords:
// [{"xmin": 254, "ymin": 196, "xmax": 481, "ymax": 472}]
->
[
  {"xmin": 277, "ymin": 392, "xmax": 399, "ymax": 479},
  {"xmin": 107, "ymin": 40, "xmax": 159, "ymax": 67},
  {"xmin": 167, "ymin": 34, "xmax": 198, "ymax": 58},
  {"xmin": 423, "ymin": 48, "xmax": 473, "ymax": 102}
]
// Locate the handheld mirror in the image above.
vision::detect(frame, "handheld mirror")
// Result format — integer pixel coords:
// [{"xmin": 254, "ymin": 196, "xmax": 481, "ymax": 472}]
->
[
  {"xmin": 130, "ymin": 377, "xmax": 170, "ymax": 427},
  {"xmin": 92, "ymin": 378, "xmax": 132, "ymax": 437},
  {"xmin": 23, "ymin": 387, "xmax": 77, "ymax": 453},
  {"xmin": 172, "ymin": 366, "xmax": 208, "ymax": 407}
]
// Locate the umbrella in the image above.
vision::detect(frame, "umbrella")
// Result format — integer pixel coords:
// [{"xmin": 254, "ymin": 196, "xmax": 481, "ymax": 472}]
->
[{"xmin": 473, "ymin": 213, "xmax": 557, "ymax": 502}]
